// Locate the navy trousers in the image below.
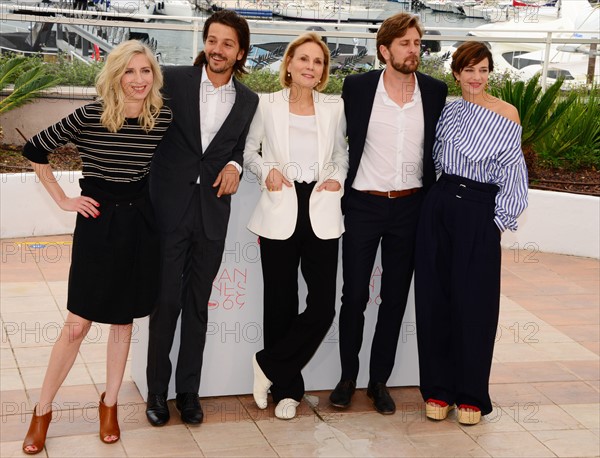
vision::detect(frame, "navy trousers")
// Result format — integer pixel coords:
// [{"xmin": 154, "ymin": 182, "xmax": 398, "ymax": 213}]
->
[
  {"xmin": 338, "ymin": 188, "xmax": 423, "ymax": 384},
  {"xmin": 415, "ymin": 173, "xmax": 501, "ymax": 416}
]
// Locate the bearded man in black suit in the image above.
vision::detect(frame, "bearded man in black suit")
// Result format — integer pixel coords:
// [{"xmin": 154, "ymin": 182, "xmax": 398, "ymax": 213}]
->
[{"xmin": 329, "ymin": 12, "xmax": 448, "ymax": 415}]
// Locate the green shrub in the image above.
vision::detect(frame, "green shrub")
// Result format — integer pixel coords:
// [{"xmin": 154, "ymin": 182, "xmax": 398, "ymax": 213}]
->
[
  {"xmin": 240, "ymin": 69, "xmax": 345, "ymax": 94},
  {"xmin": 492, "ymin": 74, "xmax": 577, "ymax": 151},
  {"xmin": 45, "ymin": 57, "xmax": 103, "ymax": 87},
  {"xmin": 0, "ymin": 53, "xmax": 102, "ymax": 87},
  {"xmin": 0, "ymin": 56, "xmax": 61, "ymax": 114},
  {"xmin": 240, "ymin": 69, "xmax": 280, "ymax": 93},
  {"xmin": 534, "ymin": 89, "xmax": 600, "ymax": 170}
]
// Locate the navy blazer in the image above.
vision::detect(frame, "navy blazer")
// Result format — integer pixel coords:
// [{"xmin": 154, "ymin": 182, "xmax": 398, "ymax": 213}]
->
[
  {"xmin": 341, "ymin": 69, "xmax": 448, "ymax": 204},
  {"xmin": 149, "ymin": 65, "xmax": 259, "ymax": 237}
]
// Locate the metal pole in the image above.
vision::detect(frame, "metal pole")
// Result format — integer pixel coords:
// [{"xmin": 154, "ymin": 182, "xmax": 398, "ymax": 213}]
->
[
  {"xmin": 587, "ymin": 42, "xmax": 598, "ymax": 86},
  {"xmin": 192, "ymin": 19, "xmax": 200, "ymax": 62},
  {"xmin": 541, "ymin": 31, "xmax": 552, "ymax": 91}
]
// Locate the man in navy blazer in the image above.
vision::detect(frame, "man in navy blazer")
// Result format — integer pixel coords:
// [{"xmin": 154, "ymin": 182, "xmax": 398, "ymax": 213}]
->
[
  {"xmin": 146, "ymin": 11, "xmax": 259, "ymax": 426},
  {"xmin": 329, "ymin": 13, "xmax": 448, "ymax": 414}
]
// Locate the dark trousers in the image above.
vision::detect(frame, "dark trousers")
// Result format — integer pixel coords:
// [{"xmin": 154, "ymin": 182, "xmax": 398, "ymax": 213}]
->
[
  {"xmin": 415, "ymin": 173, "xmax": 501, "ymax": 416},
  {"xmin": 256, "ymin": 182, "xmax": 339, "ymax": 403},
  {"xmin": 146, "ymin": 187, "xmax": 225, "ymax": 395},
  {"xmin": 338, "ymin": 188, "xmax": 423, "ymax": 384}
]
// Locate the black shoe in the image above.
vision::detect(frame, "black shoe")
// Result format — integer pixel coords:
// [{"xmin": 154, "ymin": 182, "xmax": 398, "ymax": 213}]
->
[
  {"xmin": 176, "ymin": 393, "xmax": 204, "ymax": 424},
  {"xmin": 329, "ymin": 380, "xmax": 356, "ymax": 408},
  {"xmin": 146, "ymin": 392, "xmax": 169, "ymax": 426},
  {"xmin": 367, "ymin": 382, "xmax": 396, "ymax": 415}
]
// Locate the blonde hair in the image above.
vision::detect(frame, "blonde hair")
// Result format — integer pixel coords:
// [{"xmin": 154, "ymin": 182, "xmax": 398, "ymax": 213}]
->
[
  {"xmin": 95, "ymin": 40, "xmax": 164, "ymax": 133},
  {"xmin": 279, "ymin": 32, "xmax": 330, "ymax": 92}
]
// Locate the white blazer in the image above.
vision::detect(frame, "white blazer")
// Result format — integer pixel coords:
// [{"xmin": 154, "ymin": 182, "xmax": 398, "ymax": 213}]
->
[{"xmin": 244, "ymin": 88, "xmax": 348, "ymax": 240}]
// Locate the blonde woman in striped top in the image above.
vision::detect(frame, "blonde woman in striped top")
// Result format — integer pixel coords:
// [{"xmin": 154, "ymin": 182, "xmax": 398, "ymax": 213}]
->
[{"xmin": 22, "ymin": 40, "xmax": 171, "ymax": 454}]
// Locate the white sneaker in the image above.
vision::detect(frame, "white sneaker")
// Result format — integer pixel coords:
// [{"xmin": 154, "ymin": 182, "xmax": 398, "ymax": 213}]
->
[
  {"xmin": 275, "ymin": 398, "xmax": 300, "ymax": 420},
  {"xmin": 252, "ymin": 354, "xmax": 272, "ymax": 409}
]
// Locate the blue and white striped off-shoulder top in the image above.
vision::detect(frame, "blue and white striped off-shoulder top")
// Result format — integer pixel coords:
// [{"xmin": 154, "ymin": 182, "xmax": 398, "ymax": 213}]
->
[{"xmin": 433, "ymin": 99, "xmax": 528, "ymax": 231}]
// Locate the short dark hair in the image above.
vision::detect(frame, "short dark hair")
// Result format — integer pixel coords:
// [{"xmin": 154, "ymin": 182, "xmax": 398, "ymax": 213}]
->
[
  {"xmin": 451, "ymin": 41, "xmax": 494, "ymax": 78},
  {"xmin": 376, "ymin": 13, "xmax": 423, "ymax": 64},
  {"xmin": 193, "ymin": 10, "xmax": 251, "ymax": 78}
]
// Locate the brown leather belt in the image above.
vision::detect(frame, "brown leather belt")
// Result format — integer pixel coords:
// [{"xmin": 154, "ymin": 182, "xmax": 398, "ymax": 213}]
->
[{"xmin": 360, "ymin": 188, "xmax": 420, "ymax": 198}]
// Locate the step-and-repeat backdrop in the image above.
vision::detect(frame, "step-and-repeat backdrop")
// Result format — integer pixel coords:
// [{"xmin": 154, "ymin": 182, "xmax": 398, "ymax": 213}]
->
[{"xmin": 130, "ymin": 178, "xmax": 419, "ymax": 399}]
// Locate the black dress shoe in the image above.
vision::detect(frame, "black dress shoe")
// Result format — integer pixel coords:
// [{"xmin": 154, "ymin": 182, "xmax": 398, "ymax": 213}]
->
[
  {"xmin": 367, "ymin": 382, "xmax": 396, "ymax": 415},
  {"xmin": 146, "ymin": 392, "xmax": 169, "ymax": 426},
  {"xmin": 329, "ymin": 380, "xmax": 356, "ymax": 408},
  {"xmin": 176, "ymin": 393, "xmax": 204, "ymax": 424}
]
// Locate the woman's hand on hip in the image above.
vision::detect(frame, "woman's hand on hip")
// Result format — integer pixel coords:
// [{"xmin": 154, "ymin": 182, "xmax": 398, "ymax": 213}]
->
[{"xmin": 58, "ymin": 196, "xmax": 100, "ymax": 218}]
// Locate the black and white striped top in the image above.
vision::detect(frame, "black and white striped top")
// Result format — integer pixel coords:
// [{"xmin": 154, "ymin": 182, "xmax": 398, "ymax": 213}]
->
[
  {"xmin": 434, "ymin": 99, "xmax": 528, "ymax": 232},
  {"xmin": 24, "ymin": 102, "xmax": 172, "ymax": 183}
]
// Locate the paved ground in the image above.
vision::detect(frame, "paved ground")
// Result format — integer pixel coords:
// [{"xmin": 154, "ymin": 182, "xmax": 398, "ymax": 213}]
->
[{"xmin": 1, "ymin": 235, "xmax": 598, "ymax": 457}]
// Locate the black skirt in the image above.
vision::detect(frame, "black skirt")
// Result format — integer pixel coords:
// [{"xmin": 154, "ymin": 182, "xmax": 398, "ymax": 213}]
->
[{"xmin": 67, "ymin": 178, "xmax": 159, "ymax": 324}]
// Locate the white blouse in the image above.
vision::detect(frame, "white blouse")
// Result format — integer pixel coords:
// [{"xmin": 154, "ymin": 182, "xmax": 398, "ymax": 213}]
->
[{"xmin": 289, "ymin": 113, "xmax": 319, "ymax": 183}]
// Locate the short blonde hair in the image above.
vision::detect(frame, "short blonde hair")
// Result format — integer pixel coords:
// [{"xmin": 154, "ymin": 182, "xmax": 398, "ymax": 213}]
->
[
  {"xmin": 279, "ymin": 32, "xmax": 330, "ymax": 92},
  {"xmin": 95, "ymin": 40, "xmax": 164, "ymax": 133}
]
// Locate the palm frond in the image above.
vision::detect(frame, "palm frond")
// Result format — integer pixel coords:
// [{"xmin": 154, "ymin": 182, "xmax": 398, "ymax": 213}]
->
[{"xmin": 0, "ymin": 58, "xmax": 61, "ymax": 115}]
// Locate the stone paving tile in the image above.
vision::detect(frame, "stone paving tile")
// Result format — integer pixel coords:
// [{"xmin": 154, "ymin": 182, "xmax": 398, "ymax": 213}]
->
[
  {"xmin": 531, "ymin": 429, "xmax": 600, "ymax": 458},
  {"xmin": 2, "ymin": 439, "xmax": 49, "ymax": 457},
  {"xmin": 467, "ymin": 430, "xmax": 555, "ymax": 457},
  {"xmin": 120, "ymin": 424, "xmax": 203, "ymax": 457},
  {"xmin": 1, "ymin": 295, "xmax": 59, "ymax": 314},
  {"xmin": 408, "ymin": 431, "xmax": 491, "ymax": 457},
  {"xmin": 554, "ymin": 324, "xmax": 599, "ymax": 343},
  {"xmin": 505, "ymin": 404, "xmax": 586, "ymax": 432},
  {"xmin": 558, "ymin": 360, "xmax": 600, "ymax": 381},
  {"xmin": 45, "ymin": 433, "xmax": 127, "ymax": 457},
  {"xmin": 490, "ymin": 361, "xmax": 579, "ymax": 384},
  {"xmin": 560, "ymin": 404, "xmax": 600, "ymax": 430},
  {"xmin": 20, "ymin": 364, "xmax": 92, "ymax": 390},
  {"xmin": 532, "ymin": 381, "xmax": 600, "ymax": 405},
  {"xmin": 0, "ymin": 281, "xmax": 51, "ymax": 298},
  {"xmin": 189, "ymin": 420, "xmax": 272, "ymax": 451}
]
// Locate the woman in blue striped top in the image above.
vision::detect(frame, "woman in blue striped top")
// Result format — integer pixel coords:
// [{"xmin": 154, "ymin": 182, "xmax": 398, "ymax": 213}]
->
[{"xmin": 415, "ymin": 41, "xmax": 528, "ymax": 425}]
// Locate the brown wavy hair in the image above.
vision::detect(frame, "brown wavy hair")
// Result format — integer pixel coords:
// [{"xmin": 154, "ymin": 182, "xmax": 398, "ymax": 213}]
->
[{"xmin": 193, "ymin": 10, "xmax": 250, "ymax": 78}]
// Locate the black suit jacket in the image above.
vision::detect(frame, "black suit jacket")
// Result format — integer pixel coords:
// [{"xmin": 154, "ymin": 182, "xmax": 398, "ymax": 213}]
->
[
  {"xmin": 341, "ymin": 69, "xmax": 448, "ymax": 205},
  {"xmin": 149, "ymin": 65, "xmax": 259, "ymax": 238}
]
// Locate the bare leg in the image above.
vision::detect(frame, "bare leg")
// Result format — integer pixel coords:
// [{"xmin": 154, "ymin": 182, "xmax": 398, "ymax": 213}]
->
[
  {"xmin": 102, "ymin": 323, "xmax": 133, "ymax": 442},
  {"xmin": 24, "ymin": 312, "xmax": 91, "ymax": 453}
]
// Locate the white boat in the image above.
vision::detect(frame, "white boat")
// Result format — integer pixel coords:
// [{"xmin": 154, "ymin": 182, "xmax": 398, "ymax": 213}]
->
[
  {"xmin": 107, "ymin": 0, "xmax": 156, "ymax": 18},
  {"xmin": 273, "ymin": 1, "xmax": 385, "ymax": 22},
  {"xmin": 423, "ymin": 0, "xmax": 455, "ymax": 12},
  {"xmin": 477, "ymin": 0, "xmax": 564, "ymax": 22},
  {"xmin": 467, "ymin": 0, "xmax": 600, "ymax": 84},
  {"xmin": 209, "ymin": 0, "xmax": 274, "ymax": 18},
  {"xmin": 448, "ymin": 0, "xmax": 512, "ymax": 20},
  {"xmin": 154, "ymin": 0, "xmax": 195, "ymax": 20}
]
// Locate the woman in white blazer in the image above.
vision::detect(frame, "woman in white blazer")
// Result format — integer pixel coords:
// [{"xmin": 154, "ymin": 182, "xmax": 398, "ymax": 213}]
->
[{"xmin": 245, "ymin": 32, "xmax": 348, "ymax": 420}]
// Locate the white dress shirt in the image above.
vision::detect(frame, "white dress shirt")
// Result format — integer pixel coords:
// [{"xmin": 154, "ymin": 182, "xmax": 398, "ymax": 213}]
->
[
  {"xmin": 352, "ymin": 70, "xmax": 425, "ymax": 191},
  {"xmin": 197, "ymin": 66, "xmax": 240, "ymax": 183}
]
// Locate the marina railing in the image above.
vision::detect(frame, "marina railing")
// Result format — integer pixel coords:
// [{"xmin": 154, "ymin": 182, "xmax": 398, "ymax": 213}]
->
[{"xmin": 1, "ymin": 6, "xmax": 598, "ymax": 90}]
